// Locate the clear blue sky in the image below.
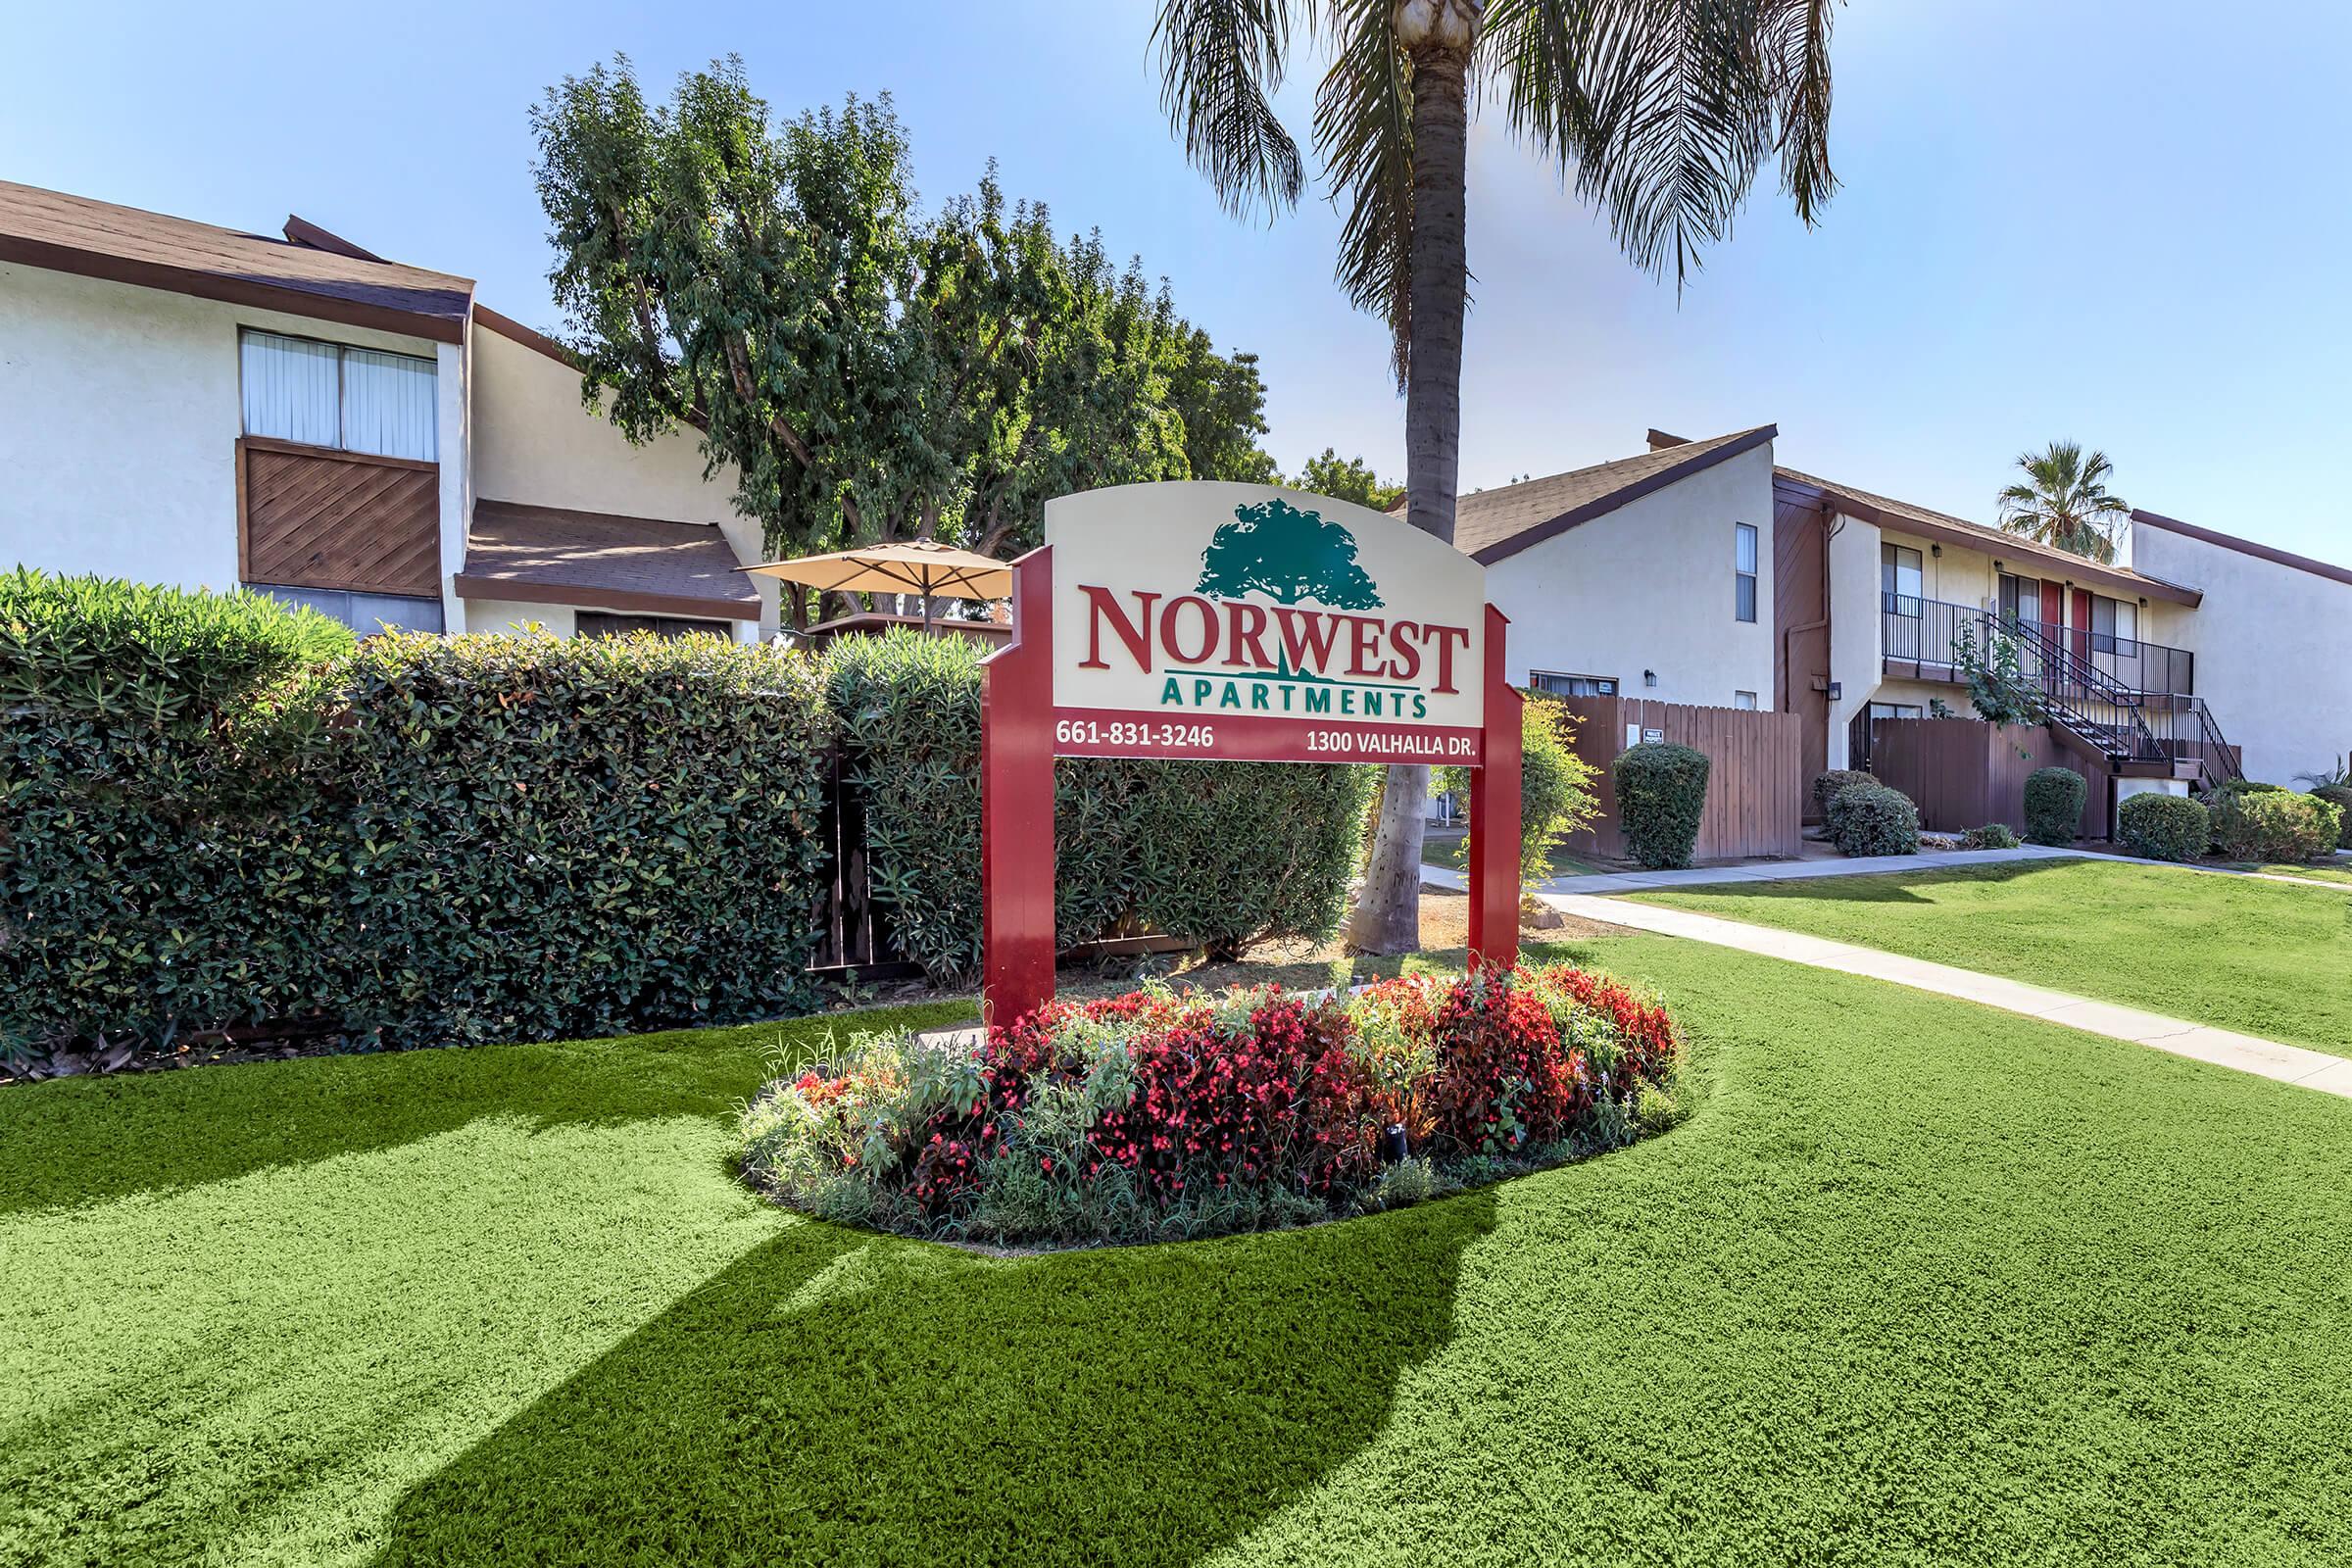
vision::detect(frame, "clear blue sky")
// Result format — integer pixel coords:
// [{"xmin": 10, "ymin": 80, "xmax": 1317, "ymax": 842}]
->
[{"xmin": 7, "ymin": 1, "xmax": 2349, "ymax": 564}]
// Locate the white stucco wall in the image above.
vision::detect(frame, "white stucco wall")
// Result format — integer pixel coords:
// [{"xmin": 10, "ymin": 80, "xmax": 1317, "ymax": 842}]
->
[
  {"xmin": 1824, "ymin": 512, "xmax": 1883, "ymax": 766},
  {"xmin": 469, "ymin": 325, "xmax": 778, "ymax": 634},
  {"xmin": 1486, "ymin": 441, "xmax": 1777, "ymax": 710},
  {"xmin": 2132, "ymin": 520, "xmax": 2352, "ymax": 785},
  {"xmin": 462, "ymin": 599, "xmax": 577, "ymax": 637},
  {"xmin": 0, "ymin": 261, "xmax": 453, "ymax": 593}
]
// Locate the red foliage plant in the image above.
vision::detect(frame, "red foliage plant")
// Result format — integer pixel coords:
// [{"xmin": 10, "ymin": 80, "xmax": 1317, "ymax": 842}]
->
[{"xmin": 754, "ymin": 963, "xmax": 1684, "ymax": 1237}]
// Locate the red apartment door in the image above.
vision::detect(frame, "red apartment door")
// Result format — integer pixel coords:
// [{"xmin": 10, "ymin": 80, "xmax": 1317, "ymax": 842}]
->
[
  {"xmin": 2039, "ymin": 580, "xmax": 2065, "ymax": 684},
  {"xmin": 2071, "ymin": 587, "xmax": 2092, "ymax": 665}
]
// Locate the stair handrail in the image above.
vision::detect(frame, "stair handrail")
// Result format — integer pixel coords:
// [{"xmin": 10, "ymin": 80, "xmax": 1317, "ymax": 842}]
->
[{"xmin": 1984, "ymin": 609, "xmax": 2163, "ymax": 763}]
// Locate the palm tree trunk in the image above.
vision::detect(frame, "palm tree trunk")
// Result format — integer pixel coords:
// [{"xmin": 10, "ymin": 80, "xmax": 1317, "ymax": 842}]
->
[{"xmin": 1347, "ymin": 24, "xmax": 1474, "ymax": 956}]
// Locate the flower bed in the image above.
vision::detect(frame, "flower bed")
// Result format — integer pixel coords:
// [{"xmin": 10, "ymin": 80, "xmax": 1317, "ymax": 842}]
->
[{"xmin": 738, "ymin": 964, "xmax": 1687, "ymax": 1248}]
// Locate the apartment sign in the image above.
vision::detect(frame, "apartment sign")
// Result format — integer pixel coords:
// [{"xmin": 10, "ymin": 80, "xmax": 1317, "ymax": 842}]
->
[{"xmin": 1042, "ymin": 482, "xmax": 1489, "ymax": 764}]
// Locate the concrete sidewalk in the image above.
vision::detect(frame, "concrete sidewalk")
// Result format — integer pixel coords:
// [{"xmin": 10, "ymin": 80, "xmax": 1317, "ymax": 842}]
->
[
  {"xmin": 1549, "ymin": 895, "xmax": 2352, "ymax": 1101},
  {"xmin": 1426, "ymin": 844, "xmax": 2352, "ymax": 898}
]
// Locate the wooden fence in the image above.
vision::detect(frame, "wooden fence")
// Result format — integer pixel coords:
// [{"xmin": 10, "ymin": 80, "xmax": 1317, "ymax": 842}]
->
[
  {"xmin": 1556, "ymin": 695, "xmax": 1804, "ymax": 861},
  {"xmin": 1865, "ymin": 717, "xmax": 2110, "ymax": 840}
]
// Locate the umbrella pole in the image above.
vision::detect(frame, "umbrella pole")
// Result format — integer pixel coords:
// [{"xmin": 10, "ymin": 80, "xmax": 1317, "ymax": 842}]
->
[{"xmin": 921, "ymin": 573, "xmax": 934, "ymax": 636}]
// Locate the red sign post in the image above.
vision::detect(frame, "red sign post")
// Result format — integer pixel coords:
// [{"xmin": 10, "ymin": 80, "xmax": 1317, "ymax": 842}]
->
[{"xmin": 981, "ymin": 484, "xmax": 1524, "ymax": 1029}]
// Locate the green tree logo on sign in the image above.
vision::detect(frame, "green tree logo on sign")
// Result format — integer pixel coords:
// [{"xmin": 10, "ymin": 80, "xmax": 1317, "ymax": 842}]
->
[{"xmin": 1196, "ymin": 498, "xmax": 1385, "ymax": 609}]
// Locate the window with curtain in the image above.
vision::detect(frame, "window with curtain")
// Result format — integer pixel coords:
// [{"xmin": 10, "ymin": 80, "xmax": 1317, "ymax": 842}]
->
[
  {"xmin": 1735, "ymin": 522, "xmax": 1758, "ymax": 622},
  {"xmin": 240, "ymin": 329, "xmax": 437, "ymax": 461}
]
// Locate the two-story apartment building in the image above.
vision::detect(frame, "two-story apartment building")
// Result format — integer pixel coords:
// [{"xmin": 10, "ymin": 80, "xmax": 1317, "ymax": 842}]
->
[
  {"xmin": 0, "ymin": 181, "xmax": 774, "ymax": 640},
  {"xmin": 1452, "ymin": 424, "xmax": 2350, "ymax": 812}
]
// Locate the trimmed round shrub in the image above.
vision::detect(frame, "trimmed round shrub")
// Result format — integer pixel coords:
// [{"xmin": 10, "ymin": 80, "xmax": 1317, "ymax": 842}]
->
[
  {"xmin": 1811, "ymin": 768, "xmax": 1875, "ymax": 816},
  {"xmin": 2211, "ymin": 788, "xmax": 2342, "ymax": 862},
  {"xmin": 2117, "ymin": 792, "xmax": 2209, "ymax": 862},
  {"xmin": 737, "ymin": 963, "xmax": 1684, "ymax": 1248},
  {"xmin": 2023, "ymin": 766, "xmax": 2087, "ymax": 846},
  {"xmin": 1959, "ymin": 822, "xmax": 2022, "ymax": 851},
  {"xmin": 1613, "ymin": 742, "xmax": 1710, "ymax": 869},
  {"xmin": 2313, "ymin": 784, "xmax": 2352, "ymax": 849},
  {"xmin": 1829, "ymin": 782, "xmax": 1921, "ymax": 858}
]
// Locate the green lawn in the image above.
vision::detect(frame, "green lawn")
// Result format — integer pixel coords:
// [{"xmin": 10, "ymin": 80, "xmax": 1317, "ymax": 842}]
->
[
  {"xmin": 2232, "ymin": 859, "xmax": 2352, "ymax": 887},
  {"xmin": 1634, "ymin": 858, "xmax": 2352, "ymax": 1053},
  {"xmin": 9, "ymin": 943, "xmax": 2352, "ymax": 1566}
]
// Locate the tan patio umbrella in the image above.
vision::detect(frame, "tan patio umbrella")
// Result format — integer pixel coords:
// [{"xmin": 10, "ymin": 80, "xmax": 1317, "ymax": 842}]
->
[{"xmin": 739, "ymin": 539, "xmax": 1012, "ymax": 633}]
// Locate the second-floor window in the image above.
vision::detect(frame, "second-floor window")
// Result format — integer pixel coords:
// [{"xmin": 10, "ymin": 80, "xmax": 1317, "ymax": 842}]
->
[
  {"xmin": 1882, "ymin": 543, "xmax": 1923, "ymax": 615},
  {"xmin": 240, "ymin": 329, "xmax": 437, "ymax": 462},
  {"xmin": 1735, "ymin": 522, "xmax": 1758, "ymax": 622}
]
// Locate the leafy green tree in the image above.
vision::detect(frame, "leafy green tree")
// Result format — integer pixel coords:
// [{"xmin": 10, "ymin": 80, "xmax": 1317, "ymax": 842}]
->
[
  {"xmin": 1167, "ymin": 335, "xmax": 1284, "ymax": 484},
  {"xmin": 531, "ymin": 58, "xmax": 1277, "ymax": 609},
  {"xmin": 1952, "ymin": 621, "xmax": 2051, "ymax": 728},
  {"xmin": 1152, "ymin": 0, "xmax": 1841, "ymax": 952},
  {"xmin": 1997, "ymin": 442, "xmax": 2132, "ymax": 564},
  {"xmin": 1292, "ymin": 448, "xmax": 1403, "ymax": 511},
  {"xmin": 1197, "ymin": 498, "xmax": 1384, "ymax": 608}
]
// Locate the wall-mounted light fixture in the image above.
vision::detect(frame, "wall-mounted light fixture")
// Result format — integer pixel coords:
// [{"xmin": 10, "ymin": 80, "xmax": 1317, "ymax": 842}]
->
[
  {"xmin": 1827, "ymin": 681, "xmax": 1843, "ymax": 701},
  {"xmin": 1642, "ymin": 669, "xmax": 1658, "ymax": 688},
  {"xmin": 1931, "ymin": 543, "xmax": 1942, "ymax": 558}
]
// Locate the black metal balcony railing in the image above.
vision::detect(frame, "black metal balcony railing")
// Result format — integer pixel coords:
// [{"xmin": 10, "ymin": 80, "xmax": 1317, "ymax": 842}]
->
[
  {"xmin": 1881, "ymin": 595, "xmax": 2193, "ymax": 699},
  {"xmin": 1880, "ymin": 596, "xmax": 2237, "ymax": 789}
]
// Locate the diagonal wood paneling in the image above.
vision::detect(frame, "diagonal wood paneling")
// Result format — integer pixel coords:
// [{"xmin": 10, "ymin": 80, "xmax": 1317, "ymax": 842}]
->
[{"xmin": 239, "ymin": 437, "xmax": 440, "ymax": 597}]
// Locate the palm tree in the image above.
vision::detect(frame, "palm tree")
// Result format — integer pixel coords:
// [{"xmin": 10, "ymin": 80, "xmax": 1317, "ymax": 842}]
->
[
  {"xmin": 1997, "ymin": 442, "xmax": 2132, "ymax": 564},
  {"xmin": 1152, "ymin": 0, "xmax": 1841, "ymax": 952}
]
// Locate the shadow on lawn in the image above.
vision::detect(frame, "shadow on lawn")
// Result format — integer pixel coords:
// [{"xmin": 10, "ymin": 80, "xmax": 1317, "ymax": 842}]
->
[
  {"xmin": 373, "ymin": 1193, "xmax": 1497, "ymax": 1568},
  {"xmin": 0, "ymin": 1002, "xmax": 975, "ymax": 1216}
]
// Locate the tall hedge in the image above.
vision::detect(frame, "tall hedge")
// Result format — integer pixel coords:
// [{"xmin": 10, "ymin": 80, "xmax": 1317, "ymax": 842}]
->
[
  {"xmin": 0, "ymin": 573, "xmax": 836, "ymax": 1061},
  {"xmin": 331, "ymin": 632, "xmax": 837, "ymax": 1045},
  {"xmin": 824, "ymin": 630, "xmax": 1374, "ymax": 978},
  {"xmin": 0, "ymin": 571, "xmax": 357, "ymax": 1054}
]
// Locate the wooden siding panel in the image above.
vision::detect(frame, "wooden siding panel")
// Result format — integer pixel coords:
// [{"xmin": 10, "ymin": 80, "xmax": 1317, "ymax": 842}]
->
[
  {"xmin": 1559, "ymin": 695, "xmax": 1802, "ymax": 861},
  {"xmin": 1772, "ymin": 490, "xmax": 1832, "ymax": 808},
  {"xmin": 238, "ymin": 437, "xmax": 440, "ymax": 597}
]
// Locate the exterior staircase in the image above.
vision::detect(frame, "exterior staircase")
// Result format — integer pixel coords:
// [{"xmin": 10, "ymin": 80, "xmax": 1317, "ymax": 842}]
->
[{"xmin": 2031, "ymin": 632, "xmax": 2241, "ymax": 792}]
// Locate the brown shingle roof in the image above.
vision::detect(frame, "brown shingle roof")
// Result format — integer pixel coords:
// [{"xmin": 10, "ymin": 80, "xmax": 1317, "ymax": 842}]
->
[
  {"xmin": 1451, "ymin": 425, "xmax": 1778, "ymax": 563},
  {"xmin": 0, "ymin": 181, "xmax": 473, "ymax": 342},
  {"xmin": 454, "ymin": 501, "xmax": 760, "ymax": 621},
  {"xmin": 1771, "ymin": 462, "xmax": 2201, "ymax": 606}
]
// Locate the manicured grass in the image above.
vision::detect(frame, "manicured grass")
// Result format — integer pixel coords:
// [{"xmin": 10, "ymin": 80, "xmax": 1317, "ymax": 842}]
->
[
  {"xmin": 2231, "ymin": 859, "xmax": 2352, "ymax": 887},
  {"xmin": 9, "ymin": 947, "xmax": 2352, "ymax": 1566},
  {"xmin": 1634, "ymin": 858, "xmax": 2352, "ymax": 1053}
]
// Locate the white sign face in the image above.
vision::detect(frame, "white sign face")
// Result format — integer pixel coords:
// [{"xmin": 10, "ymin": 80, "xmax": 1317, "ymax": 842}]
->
[{"xmin": 1044, "ymin": 482, "xmax": 1488, "ymax": 764}]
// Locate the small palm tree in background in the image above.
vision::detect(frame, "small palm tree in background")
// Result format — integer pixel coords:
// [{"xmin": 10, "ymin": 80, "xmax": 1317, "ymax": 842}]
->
[
  {"xmin": 1997, "ymin": 442, "xmax": 2132, "ymax": 564},
  {"xmin": 1152, "ymin": 0, "xmax": 1843, "ymax": 952}
]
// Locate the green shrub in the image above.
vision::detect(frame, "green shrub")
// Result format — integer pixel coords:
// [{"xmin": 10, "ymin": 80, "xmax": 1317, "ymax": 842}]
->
[
  {"xmin": 2311, "ymin": 784, "xmax": 2352, "ymax": 849},
  {"xmin": 1811, "ymin": 768, "xmax": 1875, "ymax": 815},
  {"xmin": 1612, "ymin": 743, "xmax": 1710, "ymax": 869},
  {"xmin": 2211, "ymin": 789, "xmax": 2342, "ymax": 863},
  {"xmin": 824, "ymin": 630, "xmax": 1374, "ymax": 979},
  {"xmin": 2116, "ymin": 792, "xmax": 2209, "ymax": 862},
  {"xmin": 2023, "ymin": 766, "xmax": 2087, "ymax": 846},
  {"xmin": 332, "ymin": 631, "xmax": 838, "ymax": 1045},
  {"xmin": 1436, "ymin": 694, "xmax": 1600, "ymax": 891},
  {"xmin": 0, "ymin": 572, "xmax": 354, "ymax": 1059},
  {"xmin": 0, "ymin": 572, "xmax": 841, "ymax": 1064},
  {"xmin": 1959, "ymin": 822, "xmax": 2022, "ymax": 850},
  {"xmin": 1828, "ymin": 782, "xmax": 1920, "ymax": 858}
]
